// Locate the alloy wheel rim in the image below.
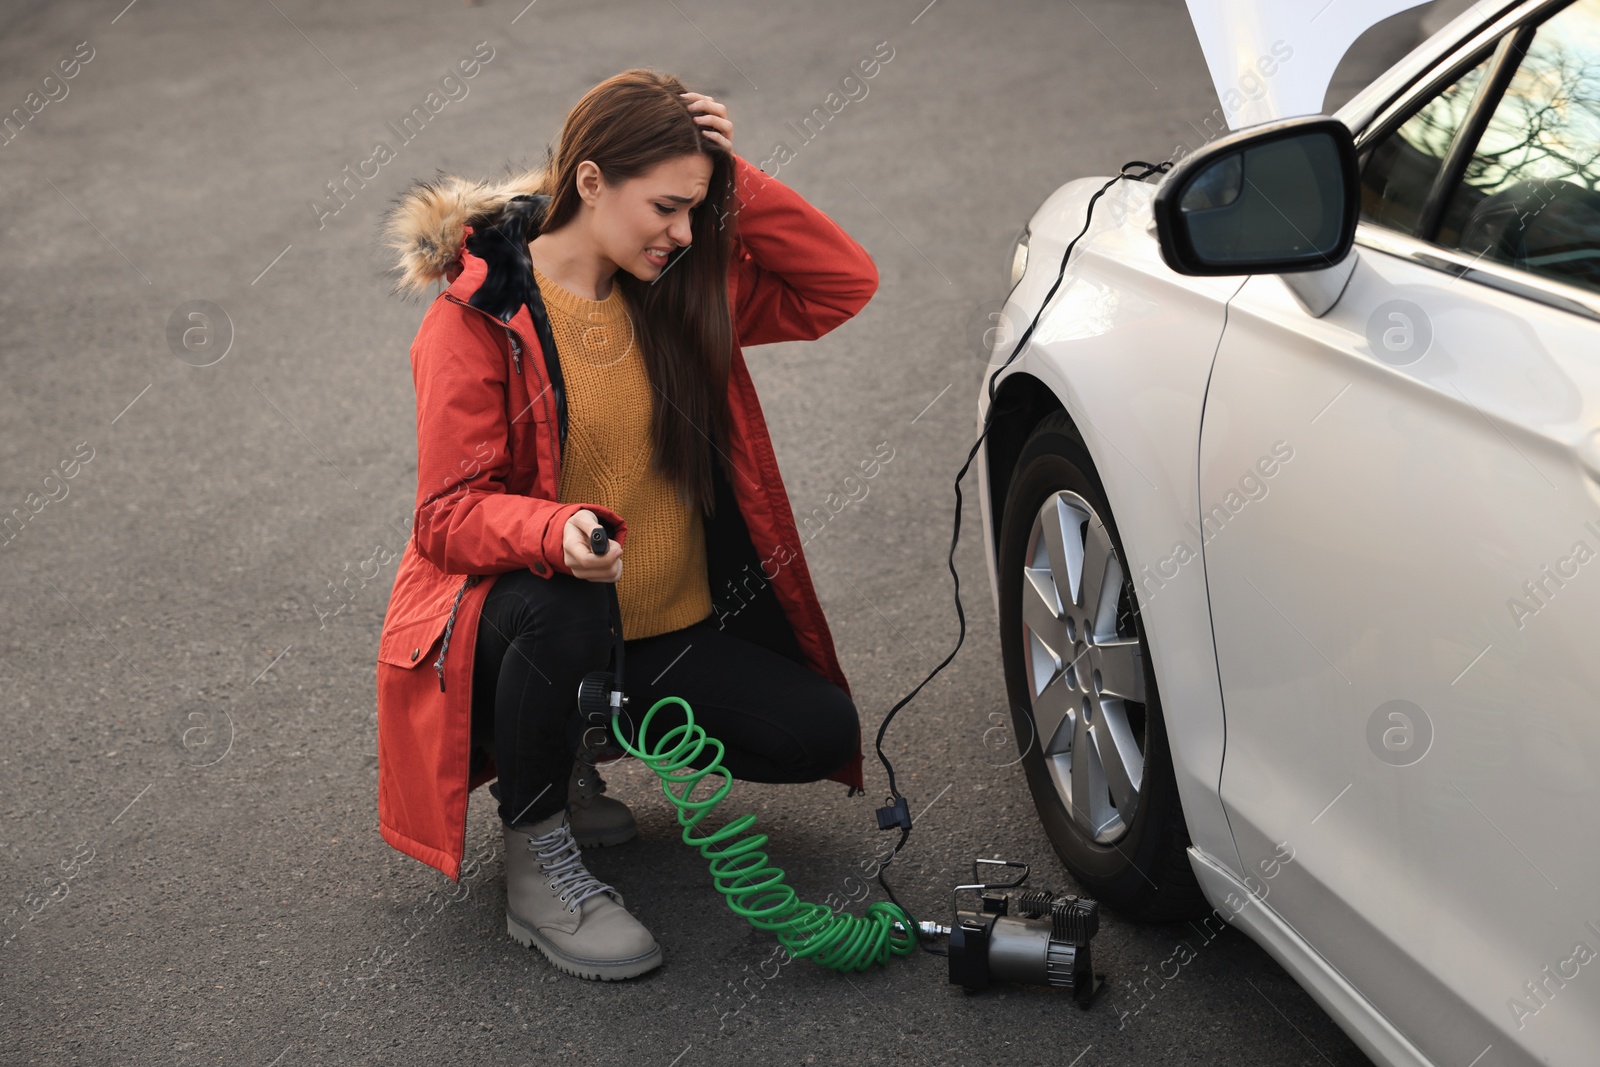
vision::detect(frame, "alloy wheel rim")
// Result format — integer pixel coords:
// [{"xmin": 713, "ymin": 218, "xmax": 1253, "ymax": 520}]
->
[{"xmin": 1019, "ymin": 489, "xmax": 1147, "ymax": 843}]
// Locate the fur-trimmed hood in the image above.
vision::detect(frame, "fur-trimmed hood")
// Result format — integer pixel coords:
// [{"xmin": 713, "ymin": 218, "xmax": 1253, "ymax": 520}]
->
[{"xmin": 381, "ymin": 164, "xmax": 553, "ymax": 298}]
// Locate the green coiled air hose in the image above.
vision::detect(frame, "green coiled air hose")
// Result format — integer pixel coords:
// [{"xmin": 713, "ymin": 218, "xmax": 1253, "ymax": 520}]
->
[{"xmin": 608, "ymin": 694, "xmax": 919, "ymax": 971}]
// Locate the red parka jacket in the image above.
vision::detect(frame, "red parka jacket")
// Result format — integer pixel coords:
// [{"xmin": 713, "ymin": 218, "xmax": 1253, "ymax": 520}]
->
[{"xmin": 376, "ymin": 153, "xmax": 878, "ymax": 880}]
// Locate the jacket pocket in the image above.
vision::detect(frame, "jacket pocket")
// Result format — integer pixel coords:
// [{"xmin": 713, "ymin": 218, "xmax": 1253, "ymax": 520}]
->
[{"xmin": 377, "ymin": 615, "xmax": 447, "ymax": 670}]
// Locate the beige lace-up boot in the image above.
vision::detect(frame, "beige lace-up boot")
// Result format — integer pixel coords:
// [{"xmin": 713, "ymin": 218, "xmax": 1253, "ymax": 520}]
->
[{"xmin": 502, "ymin": 808, "xmax": 661, "ymax": 980}]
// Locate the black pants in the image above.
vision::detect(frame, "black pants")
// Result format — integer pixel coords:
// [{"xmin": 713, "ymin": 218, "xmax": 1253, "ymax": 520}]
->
[{"xmin": 469, "ymin": 567, "xmax": 861, "ymax": 828}]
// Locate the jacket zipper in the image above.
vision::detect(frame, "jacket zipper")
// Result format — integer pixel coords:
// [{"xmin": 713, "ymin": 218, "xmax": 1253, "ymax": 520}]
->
[
  {"xmin": 433, "ymin": 573, "xmax": 482, "ymax": 692},
  {"xmin": 428, "ymin": 287, "xmax": 572, "ymax": 697},
  {"xmin": 428, "ymin": 294, "xmax": 560, "ymax": 695}
]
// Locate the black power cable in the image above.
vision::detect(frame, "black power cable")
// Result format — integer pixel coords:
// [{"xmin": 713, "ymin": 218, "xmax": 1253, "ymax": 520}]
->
[{"xmin": 871, "ymin": 159, "xmax": 1176, "ymax": 953}]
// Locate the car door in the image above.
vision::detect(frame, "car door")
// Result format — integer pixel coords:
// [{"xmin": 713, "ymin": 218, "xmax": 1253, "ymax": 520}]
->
[{"xmin": 1198, "ymin": 3, "xmax": 1600, "ymax": 1064}]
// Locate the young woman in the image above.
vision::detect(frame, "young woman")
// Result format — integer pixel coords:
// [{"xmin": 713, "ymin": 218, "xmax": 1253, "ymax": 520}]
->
[{"xmin": 375, "ymin": 69, "xmax": 880, "ymax": 980}]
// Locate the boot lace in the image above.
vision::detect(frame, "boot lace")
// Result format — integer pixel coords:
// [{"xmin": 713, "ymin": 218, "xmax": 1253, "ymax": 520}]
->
[{"xmin": 527, "ymin": 819, "xmax": 615, "ymax": 913}]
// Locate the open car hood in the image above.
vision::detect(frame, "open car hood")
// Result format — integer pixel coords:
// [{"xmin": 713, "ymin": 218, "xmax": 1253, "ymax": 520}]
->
[{"xmin": 1184, "ymin": 0, "xmax": 1434, "ymax": 129}]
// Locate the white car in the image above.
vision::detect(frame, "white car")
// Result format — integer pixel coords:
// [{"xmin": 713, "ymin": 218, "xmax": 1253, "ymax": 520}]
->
[{"xmin": 976, "ymin": 1, "xmax": 1600, "ymax": 1065}]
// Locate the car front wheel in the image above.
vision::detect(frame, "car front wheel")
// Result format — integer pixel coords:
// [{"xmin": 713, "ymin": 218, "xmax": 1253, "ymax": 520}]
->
[{"xmin": 997, "ymin": 411, "xmax": 1204, "ymax": 920}]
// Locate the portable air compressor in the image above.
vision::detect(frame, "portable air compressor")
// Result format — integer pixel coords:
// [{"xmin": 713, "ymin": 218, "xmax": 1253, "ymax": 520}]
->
[{"xmin": 915, "ymin": 859, "xmax": 1104, "ymax": 1003}]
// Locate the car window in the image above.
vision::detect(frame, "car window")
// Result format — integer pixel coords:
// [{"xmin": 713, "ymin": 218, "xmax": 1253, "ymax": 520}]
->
[
  {"xmin": 1435, "ymin": 0, "xmax": 1600, "ymax": 294},
  {"xmin": 1359, "ymin": 52, "xmax": 1495, "ymax": 233}
]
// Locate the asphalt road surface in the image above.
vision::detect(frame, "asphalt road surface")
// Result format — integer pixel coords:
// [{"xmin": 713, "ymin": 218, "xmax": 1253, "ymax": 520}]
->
[{"xmin": 1, "ymin": 1, "xmax": 1454, "ymax": 1064}]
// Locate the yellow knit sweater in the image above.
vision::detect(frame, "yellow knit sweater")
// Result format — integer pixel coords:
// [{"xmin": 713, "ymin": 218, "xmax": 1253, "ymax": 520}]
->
[{"xmin": 535, "ymin": 264, "xmax": 713, "ymax": 639}]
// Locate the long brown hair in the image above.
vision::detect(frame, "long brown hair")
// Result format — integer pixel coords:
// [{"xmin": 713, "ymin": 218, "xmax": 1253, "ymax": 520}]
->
[{"xmin": 536, "ymin": 68, "xmax": 736, "ymax": 517}]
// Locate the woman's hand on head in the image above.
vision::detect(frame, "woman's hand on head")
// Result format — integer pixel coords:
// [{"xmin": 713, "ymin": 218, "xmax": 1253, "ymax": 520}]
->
[
  {"xmin": 680, "ymin": 91, "xmax": 733, "ymax": 154},
  {"xmin": 562, "ymin": 508, "xmax": 623, "ymax": 583}
]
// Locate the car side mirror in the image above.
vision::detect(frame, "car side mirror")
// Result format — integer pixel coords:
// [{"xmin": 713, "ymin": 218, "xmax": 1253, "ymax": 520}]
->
[{"xmin": 1152, "ymin": 116, "xmax": 1359, "ymax": 277}]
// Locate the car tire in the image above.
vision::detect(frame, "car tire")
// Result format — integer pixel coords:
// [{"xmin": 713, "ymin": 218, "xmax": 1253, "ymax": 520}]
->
[{"xmin": 997, "ymin": 410, "xmax": 1205, "ymax": 920}]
